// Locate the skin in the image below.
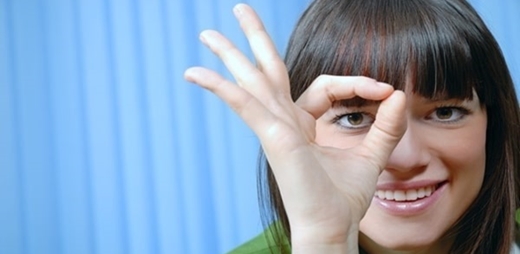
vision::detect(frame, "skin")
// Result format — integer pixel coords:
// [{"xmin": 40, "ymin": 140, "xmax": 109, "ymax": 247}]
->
[
  {"xmin": 316, "ymin": 93, "xmax": 487, "ymax": 253},
  {"xmin": 184, "ymin": 4, "xmax": 485, "ymax": 253}
]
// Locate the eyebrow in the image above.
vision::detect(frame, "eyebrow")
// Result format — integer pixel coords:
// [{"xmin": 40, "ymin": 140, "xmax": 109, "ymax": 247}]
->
[{"xmin": 332, "ymin": 97, "xmax": 381, "ymax": 108}]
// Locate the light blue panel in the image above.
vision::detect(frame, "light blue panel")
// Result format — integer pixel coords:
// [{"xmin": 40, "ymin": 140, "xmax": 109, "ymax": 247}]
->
[
  {"xmin": 44, "ymin": 1, "xmax": 94, "ymax": 254},
  {"xmin": 0, "ymin": 1, "xmax": 24, "ymax": 253},
  {"xmin": 502, "ymin": 0, "xmax": 520, "ymax": 89},
  {"xmin": 76, "ymin": 0, "xmax": 128, "ymax": 253},
  {"xmin": 168, "ymin": 0, "xmax": 198, "ymax": 253},
  {"xmin": 108, "ymin": 0, "xmax": 158, "ymax": 253},
  {"xmin": 132, "ymin": 0, "xmax": 197, "ymax": 253},
  {"xmin": 147, "ymin": 1, "xmax": 191, "ymax": 253},
  {"xmin": 156, "ymin": 0, "xmax": 193, "ymax": 253},
  {"xmin": 174, "ymin": 1, "xmax": 219, "ymax": 252},
  {"xmin": 105, "ymin": 0, "xmax": 147, "ymax": 253},
  {"xmin": 121, "ymin": 0, "xmax": 168, "ymax": 253},
  {"xmin": 9, "ymin": 1, "xmax": 61, "ymax": 253},
  {"xmin": 470, "ymin": 0, "xmax": 520, "ymax": 91}
]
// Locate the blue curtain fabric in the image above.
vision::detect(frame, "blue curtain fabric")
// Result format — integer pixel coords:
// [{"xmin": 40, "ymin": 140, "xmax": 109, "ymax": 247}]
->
[{"xmin": 0, "ymin": 0, "xmax": 518, "ymax": 253}]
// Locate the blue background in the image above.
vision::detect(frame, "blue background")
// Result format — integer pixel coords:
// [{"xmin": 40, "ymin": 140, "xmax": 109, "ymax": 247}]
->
[{"xmin": 0, "ymin": 0, "xmax": 518, "ymax": 253}]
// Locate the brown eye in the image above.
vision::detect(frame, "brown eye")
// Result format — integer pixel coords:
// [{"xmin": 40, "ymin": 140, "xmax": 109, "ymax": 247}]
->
[
  {"xmin": 435, "ymin": 108, "xmax": 453, "ymax": 120},
  {"xmin": 347, "ymin": 113, "xmax": 364, "ymax": 125},
  {"xmin": 427, "ymin": 107, "xmax": 469, "ymax": 123},
  {"xmin": 336, "ymin": 113, "xmax": 374, "ymax": 129}
]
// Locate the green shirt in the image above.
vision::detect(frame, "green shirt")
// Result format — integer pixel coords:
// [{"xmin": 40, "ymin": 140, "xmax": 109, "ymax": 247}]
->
[{"xmin": 227, "ymin": 224, "xmax": 290, "ymax": 254}]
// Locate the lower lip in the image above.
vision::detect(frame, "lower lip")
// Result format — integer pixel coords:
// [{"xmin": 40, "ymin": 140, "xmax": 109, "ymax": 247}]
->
[{"xmin": 372, "ymin": 183, "xmax": 447, "ymax": 216}]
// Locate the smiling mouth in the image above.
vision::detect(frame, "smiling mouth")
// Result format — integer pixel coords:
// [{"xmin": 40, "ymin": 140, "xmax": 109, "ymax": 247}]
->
[{"xmin": 375, "ymin": 181, "xmax": 447, "ymax": 202}]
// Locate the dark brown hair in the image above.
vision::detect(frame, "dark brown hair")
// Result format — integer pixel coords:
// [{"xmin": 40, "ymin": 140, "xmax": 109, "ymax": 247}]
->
[{"xmin": 258, "ymin": 0, "xmax": 520, "ymax": 253}]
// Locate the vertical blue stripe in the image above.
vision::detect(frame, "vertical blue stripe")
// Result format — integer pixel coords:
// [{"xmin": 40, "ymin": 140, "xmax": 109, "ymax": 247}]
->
[
  {"xmin": 470, "ymin": 0, "xmax": 520, "ymax": 92},
  {"xmin": 9, "ymin": 0, "xmax": 59, "ymax": 253},
  {"xmin": 179, "ymin": 0, "xmax": 220, "ymax": 252},
  {"xmin": 76, "ymin": 0, "xmax": 127, "ymax": 253},
  {"xmin": 126, "ymin": 0, "xmax": 159, "ymax": 253},
  {"xmin": 71, "ymin": 0, "xmax": 97, "ymax": 253},
  {"xmin": 0, "ymin": 0, "xmax": 25, "ymax": 253},
  {"xmin": 166, "ymin": 0, "xmax": 190, "ymax": 252},
  {"xmin": 39, "ymin": 0, "xmax": 61, "ymax": 252},
  {"xmin": 102, "ymin": 0, "xmax": 131, "ymax": 253},
  {"xmin": 7, "ymin": 1, "xmax": 29, "ymax": 252},
  {"xmin": 159, "ymin": 0, "xmax": 185, "ymax": 253},
  {"xmin": 45, "ymin": 0, "xmax": 94, "ymax": 253}
]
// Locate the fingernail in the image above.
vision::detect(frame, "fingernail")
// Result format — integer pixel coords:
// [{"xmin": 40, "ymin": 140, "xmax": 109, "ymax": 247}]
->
[
  {"xmin": 233, "ymin": 4, "xmax": 243, "ymax": 17},
  {"xmin": 184, "ymin": 67, "xmax": 200, "ymax": 83},
  {"xmin": 199, "ymin": 32, "xmax": 207, "ymax": 44},
  {"xmin": 377, "ymin": 82, "xmax": 391, "ymax": 87},
  {"xmin": 184, "ymin": 68, "xmax": 195, "ymax": 82}
]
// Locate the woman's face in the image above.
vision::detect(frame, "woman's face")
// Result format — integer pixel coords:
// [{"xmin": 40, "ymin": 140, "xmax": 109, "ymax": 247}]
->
[{"xmin": 315, "ymin": 90, "xmax": 487, "ymax": 252}]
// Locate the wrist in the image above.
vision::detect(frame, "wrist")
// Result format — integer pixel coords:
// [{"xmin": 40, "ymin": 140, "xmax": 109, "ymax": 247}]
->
[{"xmin": 290, "ymin": 224, "xmax": 359, "ymax": 254}]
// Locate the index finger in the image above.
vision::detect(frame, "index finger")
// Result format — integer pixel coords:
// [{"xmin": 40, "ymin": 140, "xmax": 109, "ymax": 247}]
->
[{"xmin": 295, "ymin": 75, "xmax": 395, "ymax": 119}]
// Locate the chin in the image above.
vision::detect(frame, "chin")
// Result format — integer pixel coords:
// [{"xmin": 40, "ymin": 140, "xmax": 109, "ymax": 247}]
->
[
  {"xmin": 375, "ymin": 238, "xmax": 435, "ymax": 251},
  {"xmin": 359, "ymin": 225, "xmax": 450, "ymax": 253}
]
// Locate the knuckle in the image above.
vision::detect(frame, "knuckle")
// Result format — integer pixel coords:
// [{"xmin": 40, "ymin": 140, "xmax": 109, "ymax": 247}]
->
[
  {"xmin": 353, "ymin": 76, "xmax": 377, "ymax": 86},
  {"xmin": 314, "ymin": 75, "xmax": 333, "ymax": 92},
  {"xmin": 314, "ymin": 74, "xmax": 332, "ymax": 87}
]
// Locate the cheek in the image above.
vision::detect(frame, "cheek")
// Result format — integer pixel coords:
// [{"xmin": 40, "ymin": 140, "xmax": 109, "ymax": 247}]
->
[
  {"xmin": 426, "ymin": 119, "xmax": 487, "ymax": 174},
  {"xmin": 437, "ymin": 128, "xmax": 486, "ymax": 205},
  {"xmin": 433, "ymin": 137, "xmax": 485, "ymax": 171}
]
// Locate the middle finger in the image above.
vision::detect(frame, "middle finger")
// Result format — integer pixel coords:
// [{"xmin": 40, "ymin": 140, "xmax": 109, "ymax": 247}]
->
[
  {"xmin": 233, "ymin": 4, "xmax": 290, "ymax": 92},
  {"xmin": 200, "ymin": 30, "xmax": 277, "ymax": 101}
]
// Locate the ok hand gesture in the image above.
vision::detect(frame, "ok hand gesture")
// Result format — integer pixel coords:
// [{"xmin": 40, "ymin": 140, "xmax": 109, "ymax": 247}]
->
[{"xmin": 184, "ymin": 4, "xmax": 406, "ymax": 253}]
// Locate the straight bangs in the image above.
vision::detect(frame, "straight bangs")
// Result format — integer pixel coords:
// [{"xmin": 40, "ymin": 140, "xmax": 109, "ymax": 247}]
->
[{"xmin": 287, "ymin": 0, "xmax": 486, "ymax": 103}]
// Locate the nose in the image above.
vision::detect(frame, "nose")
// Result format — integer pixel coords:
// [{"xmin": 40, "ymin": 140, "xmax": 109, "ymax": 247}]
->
[{"xmin": 385, "ymin": 125, "xmax": 431, "ymax": 174}]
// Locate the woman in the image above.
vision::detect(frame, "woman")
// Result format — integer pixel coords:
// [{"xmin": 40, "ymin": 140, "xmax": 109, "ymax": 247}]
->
[{"xmin": 185, "ymin": 0, "xmax": 520, "ymax": 253}]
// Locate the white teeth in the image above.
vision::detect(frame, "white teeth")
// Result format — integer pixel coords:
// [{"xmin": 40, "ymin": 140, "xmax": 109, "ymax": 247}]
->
[
  {"xmin": 385, "ymin": 190, "xmax": 394, "ymax": 200},
  {"xmin": 417, "ymin": 188, "xmax": 426, "ymax": 198},
  {"xmin": 375, "ymin": 185, "xmax": 438, "ymax": 201},
  {"xmin": 406, "ymin": 189, "xmax": 418, "ymax": 201},
  {"xmin": 394, "ymin": 190, "xmax": 406, "ymax": 201},
  {"xmin": 425, "ymin": 186, "xmax": 433, "ymax": 196},
  {"xmin": 377, "ymin": 190, "xmax": 385, "ymax": 199}
]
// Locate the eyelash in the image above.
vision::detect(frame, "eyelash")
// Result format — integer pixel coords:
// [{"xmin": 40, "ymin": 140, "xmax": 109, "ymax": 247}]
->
[
  {"xmin": 332, "ymin": 112, "xmax": 375, "ymax": 130},
  {"xmin": 331, "ymin": 105, "xmax": 472, "ymax": 129},
  {"xmin": 426, "ymin": 105, "xmax": 472, "ymax": 124}
]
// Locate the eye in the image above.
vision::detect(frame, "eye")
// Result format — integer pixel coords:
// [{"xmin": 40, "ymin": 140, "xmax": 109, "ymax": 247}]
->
[
  {"xmin": 335, "ymin": 112, "xmax": 375, "ymax": 129},
  {"xmin": 427, "ymin": 107, "xmax": 469, "ymax": 123}
]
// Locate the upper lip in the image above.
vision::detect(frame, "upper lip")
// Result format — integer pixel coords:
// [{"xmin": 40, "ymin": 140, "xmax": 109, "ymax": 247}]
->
[{"xmin": 376, "ymin": 180, "xmax": 446, "ymax": 191}]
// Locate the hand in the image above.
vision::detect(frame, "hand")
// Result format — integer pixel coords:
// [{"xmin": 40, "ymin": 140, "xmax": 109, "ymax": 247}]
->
[{"xmin": 184, "ymin": 3, "xmax": 406, "ymax": 253}]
